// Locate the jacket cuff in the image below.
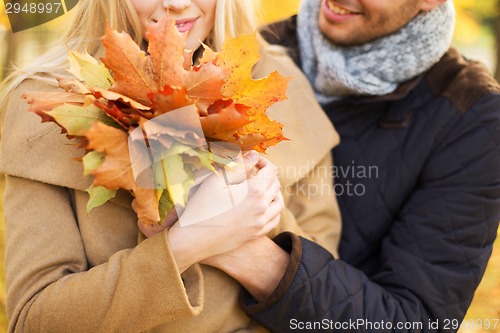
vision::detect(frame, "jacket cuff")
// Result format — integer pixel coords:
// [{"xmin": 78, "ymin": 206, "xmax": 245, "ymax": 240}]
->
[{"xmin": 240, "ymin": 232, "xmax": 303, "ymax": 315}]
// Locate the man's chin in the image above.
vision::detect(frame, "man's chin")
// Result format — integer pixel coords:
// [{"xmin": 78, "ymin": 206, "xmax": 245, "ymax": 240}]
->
[
  {"xmin": 317, "ymin": 21, "xmax": 367, "ymax": 46},
  {"xmin": 318, "ymin": 26, "xmax": 402, "ymax": 47},
  {"xmin": 318, "ymin": 30, "xmax": 366, "ymax": 47}
]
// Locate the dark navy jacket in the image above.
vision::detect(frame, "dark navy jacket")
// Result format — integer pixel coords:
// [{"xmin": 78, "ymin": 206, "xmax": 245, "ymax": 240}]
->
[{"xmin": 240, "ymin": 17, "xmax": 500, "ymax": 333}]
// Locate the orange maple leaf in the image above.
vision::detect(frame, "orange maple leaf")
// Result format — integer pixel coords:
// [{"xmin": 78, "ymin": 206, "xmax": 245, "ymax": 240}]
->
[
  {"xmin": 185, "ymin": 62, "xmax": 225, "ymax": 106},
  {"xmin": 146, "ymin": 18, "xmax": 188, "ymax": 89},
  {"xmin": 233, "ymin": 115, "xmax": 287, "ymax": 153},
  {"xmin": 101, "ymin": 26, "xmax": 157, "ymax": 106},
  {"xmin": 83, "ymin": 122, "xmax": 160, "ymax": 225},
  {"xmin": 83, "ymin": 122, "xmax": 136, "ymax": 190},
  {"xmin": 149, "ymin": 86, "xmax": 193, "ymax": 116},
  {"xmin": 217, "ymin": 34, "xmax": 290, "ymax": 116},
  {"xmin": 23, "ymin": 91, "xmax": 84, "ymax": 115},
  {"xmin": 200, "ymin": 100, "xmax": 251, "ymax": 140},
  {"xmin": 133, "ymin": 187, "xmax": 161, "ymax": 228}
]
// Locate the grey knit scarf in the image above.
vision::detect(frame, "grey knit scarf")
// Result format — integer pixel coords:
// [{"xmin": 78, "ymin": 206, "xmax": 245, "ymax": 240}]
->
[{"xmin": 298, "ymin": 0, "xmax": 456, "ymax": 103}]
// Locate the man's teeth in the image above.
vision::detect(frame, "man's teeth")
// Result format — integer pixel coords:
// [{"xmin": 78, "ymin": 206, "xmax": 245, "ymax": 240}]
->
[
  {"xmin": 176, "ymin": 23, "xmax": 186, "ymax": 28},
  {"xmin": 326, "ymin": 0, "xmax": 352, "ymax": 15}
]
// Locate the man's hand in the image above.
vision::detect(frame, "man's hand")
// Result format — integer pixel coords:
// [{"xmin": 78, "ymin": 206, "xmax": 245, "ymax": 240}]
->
[{"xmin": 202, "ymin": 236, "xmax": 290, "ymax": 301}]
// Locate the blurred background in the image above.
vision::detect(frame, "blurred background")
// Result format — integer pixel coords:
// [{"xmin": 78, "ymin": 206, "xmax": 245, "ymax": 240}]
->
[{"xmin": 0, "ymin": 0, "xmax": 499, "ymax": 332}]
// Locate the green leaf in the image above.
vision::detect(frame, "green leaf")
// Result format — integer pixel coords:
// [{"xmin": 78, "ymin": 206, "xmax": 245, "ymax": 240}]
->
[
  {"xmin": 184, "ymin": 150, "xmax": 214, "ymax": 171},
  {"xmin": 152, "ymin": 159, "xmax": 167, "ymax": 190},
  {"xmin": 150, "ymin": 142, "xmax": 239, "ymax": 208},
  {"xmin": 158, "ymin": 190, "xmax": 175, "ymax": 224},
  {"xmin": 155, "ymin": 143, "xmax": 227, "ymax": 171},
  {"xmin": 68, "ymin": 50, "xmax": 115, "ymax": 89},
  {"xmin": 207, "ymin": 151, "xmax": 239, "ymax": 169},
  {"xmin": 47, "ymin": 104, "xmax": 115, "ymax": 136},
  {"xmin": 83, "ymin": 151, "xmax": 105, "ymax": 175},
  {"xmin": 153, "ymin": 152, "xmax": 194, "ymax": 207},
  {"xmin": 86, "ymin": 185, "xmax": 117, "ymax": 213}
]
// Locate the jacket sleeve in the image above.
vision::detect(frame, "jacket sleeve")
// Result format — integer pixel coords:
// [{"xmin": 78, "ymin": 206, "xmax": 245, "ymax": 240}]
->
[
  {"xmin": 241, "ymin": 94, "xmax": 500, "ymax": 332},
  {"xmin": 272, "ymin": 153, "xmax": 341, "ymax": 258},
  {"xmin": 5, "ymin": 175, "xmax": 203, "ymax": 333}
]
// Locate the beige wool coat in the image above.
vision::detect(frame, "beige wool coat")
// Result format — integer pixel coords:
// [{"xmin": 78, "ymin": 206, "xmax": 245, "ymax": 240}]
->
[{"xmin": 0, "ymin": 50, "xmax": 341, "ymax": 333}]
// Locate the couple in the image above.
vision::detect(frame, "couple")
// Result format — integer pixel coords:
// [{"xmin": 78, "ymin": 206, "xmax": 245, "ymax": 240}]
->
[{"xmin": 1, "ymin": 0, "xmax": 499, "ymax": 332}]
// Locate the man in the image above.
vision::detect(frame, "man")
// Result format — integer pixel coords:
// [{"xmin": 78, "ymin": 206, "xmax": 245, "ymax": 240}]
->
[{"xmin": 204, "ymin": 0, "xmax": 500, "ymax": 332}]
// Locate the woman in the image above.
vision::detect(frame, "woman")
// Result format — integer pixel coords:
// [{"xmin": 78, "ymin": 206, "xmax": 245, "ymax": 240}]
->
[{"xmin": 0, "ymin": 0, "xmax": 340, "ymax": 332}]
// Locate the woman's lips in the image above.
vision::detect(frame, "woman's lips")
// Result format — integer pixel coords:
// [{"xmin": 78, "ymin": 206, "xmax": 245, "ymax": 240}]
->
[
  {"xmin": 322, "ymin": 0, "xmax": 361, "ymax": 22},
  {"xmin": 175, "ymin": 17, "xmax": 198, "ymax": 33}
]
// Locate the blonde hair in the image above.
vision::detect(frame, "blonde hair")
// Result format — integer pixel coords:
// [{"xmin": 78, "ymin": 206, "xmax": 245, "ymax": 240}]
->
[
  {"xmin": 212, "ymin": 0, "xmax": 262, "ymax": 50},
  {"xmin": 0, "ymin": 0, "xmax": 267, "ymax": 118}
]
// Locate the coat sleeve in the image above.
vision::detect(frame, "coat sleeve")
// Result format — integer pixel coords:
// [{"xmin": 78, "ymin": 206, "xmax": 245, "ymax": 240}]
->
[
  {"xmin": 4, "ymin": 175, "xmax": 203, "ymax": 333},
  {"xmin": 271, "ymin": 153, "xmax": 341, "ymax": 258},
  {"xmin": 241, "ymin": 94, "xmax": 500, "ymax": 332}
]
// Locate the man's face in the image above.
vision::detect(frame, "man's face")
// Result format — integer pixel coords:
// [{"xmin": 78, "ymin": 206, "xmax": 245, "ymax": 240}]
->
[{"xmin": 318, "ymin": 0, "xmax": 425, "ymax": 46}]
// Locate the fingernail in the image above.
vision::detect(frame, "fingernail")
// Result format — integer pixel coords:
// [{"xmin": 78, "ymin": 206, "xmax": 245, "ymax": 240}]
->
[{"xmin": 244, "ymin": 151, "xmax": 258, "ymax": 163}]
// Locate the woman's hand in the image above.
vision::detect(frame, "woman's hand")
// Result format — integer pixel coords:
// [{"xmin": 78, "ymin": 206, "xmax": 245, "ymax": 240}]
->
[{"xmin": 167, "ymin": 153, "xmax": 285, "ymax": 272}]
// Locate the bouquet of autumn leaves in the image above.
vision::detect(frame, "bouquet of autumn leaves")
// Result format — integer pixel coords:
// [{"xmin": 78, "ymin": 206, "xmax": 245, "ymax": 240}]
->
[{"xmin": 22, "ymin": 17, "xmax": 289, "ymax": 229}]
